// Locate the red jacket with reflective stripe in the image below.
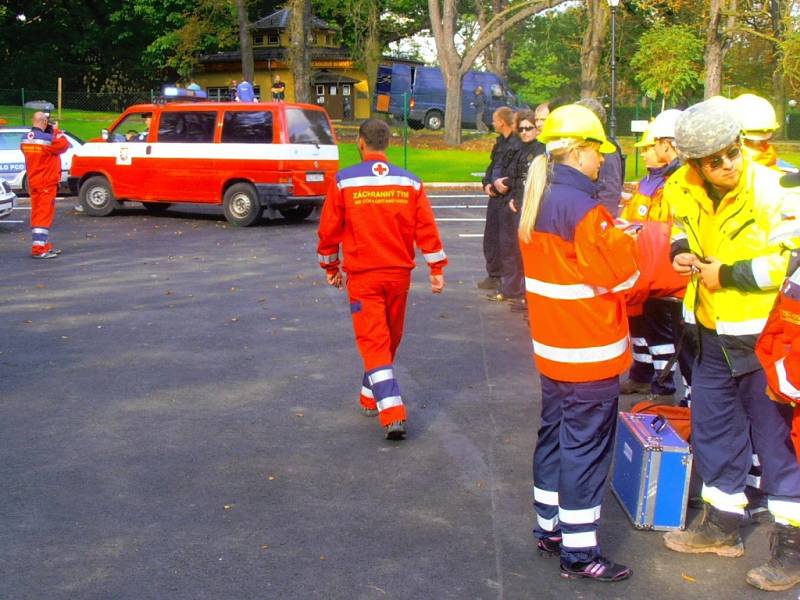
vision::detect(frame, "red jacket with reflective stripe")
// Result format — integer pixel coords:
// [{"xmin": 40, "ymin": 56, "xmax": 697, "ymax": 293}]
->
[
  {"xmin": 317, "ymin": 152, "xmax": 447, "ymax": 275},
  {"xmin": 20, "ymin": 127, "xmax": 70, "ymax": 189},
  {"xmin": 521, "ymin": 164, "xmax": 639, "ymax": 382}
]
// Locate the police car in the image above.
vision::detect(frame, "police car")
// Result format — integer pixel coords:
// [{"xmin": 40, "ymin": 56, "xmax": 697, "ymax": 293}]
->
[
  {"xmin": 0, "ymin": 127, "xmax": 83, "ymax": 194},
  {"xmin": 0, "ymin": 179, "xmax": 15, "ymax": 219}
]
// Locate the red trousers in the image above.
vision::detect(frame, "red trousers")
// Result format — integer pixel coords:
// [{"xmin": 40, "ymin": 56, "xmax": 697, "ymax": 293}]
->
[
  {"xmin": 347, "ymin": 269, "xmax": 410, "ymax": 426},
  {"xmin": 30, "ymin": 185, "xmax": 57, "ymax": 255}
]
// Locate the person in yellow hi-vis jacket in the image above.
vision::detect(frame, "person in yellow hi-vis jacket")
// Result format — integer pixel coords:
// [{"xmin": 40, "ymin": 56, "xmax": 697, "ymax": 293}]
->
[{"xmin": 661, "ymin": 97, "xmax": 800, "ymax": 592}]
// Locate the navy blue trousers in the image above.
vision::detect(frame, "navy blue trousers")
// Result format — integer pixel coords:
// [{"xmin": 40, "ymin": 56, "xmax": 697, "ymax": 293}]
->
[
  {"xmin": 693, "ymin": 327, "xmax": 800, "ymax": 512},
  {"xmin": 483, "ymin": 196, "xmax": 505, "ymax": 279},
  {"xmin": 533, "ymin": 375, "xmax": 619, "ymax": 564},
  {"xmin": 498, "ymin": 205, "xmax": 524, "ymax": 298}
]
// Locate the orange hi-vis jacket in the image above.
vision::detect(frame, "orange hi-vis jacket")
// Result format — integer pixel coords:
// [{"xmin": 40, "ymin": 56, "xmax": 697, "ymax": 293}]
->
[
  {"xmin": 20, "ymin": 126, "xmax": 69, "ymax": 189},
  {"xmin": 619, "ymin": 159, "xmax": 681, "ymax": 224},
  {"xmin": 317, "ymin": 152, "xmax": 447, "ymax": 275},
  {"xmin": 624, "ymin": 221, "xmax": 688, "ymax": 317},
  {"xmin": 521, "ymin": 164, "xmax": 639, "ymax": 382},
  {"xmin": 756, "ymin": 256, "xmax": 800, "ymax": 460}
]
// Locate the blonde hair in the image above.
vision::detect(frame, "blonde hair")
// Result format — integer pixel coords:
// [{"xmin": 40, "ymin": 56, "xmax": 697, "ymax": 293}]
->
[{"xmin": 518, "ymin": 140, "xmax": 597, "ymax": 243}]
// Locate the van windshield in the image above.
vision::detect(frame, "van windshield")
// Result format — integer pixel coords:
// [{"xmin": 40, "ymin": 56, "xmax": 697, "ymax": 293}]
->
[{"xmin": 285, "ymin": 108, "xmax": 334, "ymax": 145}]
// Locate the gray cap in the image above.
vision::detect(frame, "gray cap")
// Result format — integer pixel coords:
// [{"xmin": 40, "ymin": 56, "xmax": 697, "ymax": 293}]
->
[
  {"xmin": 575, "ymin": 97, "xmax": 607, "ymax": 125},
  {"xmin": 674, "ymin": 97, "xmax": 742, "ymax": 160}
]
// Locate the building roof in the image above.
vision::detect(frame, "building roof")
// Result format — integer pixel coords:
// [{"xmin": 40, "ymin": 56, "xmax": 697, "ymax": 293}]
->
[
  {"xmin": 312, "ymin": 70, "xmax": 361, "ymax": 84},
  {"xmin": 252, "ymin": 8, "xmax": 338, "ymax": 32},
  {"xmin": 200, "ymin": 46, "xmax": 352, "ymax": 65}
]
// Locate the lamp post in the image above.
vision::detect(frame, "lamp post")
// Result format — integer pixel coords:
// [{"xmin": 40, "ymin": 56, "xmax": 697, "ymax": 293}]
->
[{"xmin": 607, "ymin": 0, "xmax": 620, "ymax": 139}]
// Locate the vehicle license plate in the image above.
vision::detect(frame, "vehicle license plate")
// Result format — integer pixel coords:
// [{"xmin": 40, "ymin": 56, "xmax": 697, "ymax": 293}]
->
[{"xmin": 306, "ymin": 172, "xmax": 324, "ymax": 182}]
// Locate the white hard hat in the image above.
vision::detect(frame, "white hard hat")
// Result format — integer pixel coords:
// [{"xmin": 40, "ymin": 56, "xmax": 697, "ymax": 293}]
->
[
  {"xmin": 732, "ymin": 93, "xmax": 779, "ymax": 139},
  {"xmin": 650, "ymin": 109, "xmax": 683, "ymax": 140}
]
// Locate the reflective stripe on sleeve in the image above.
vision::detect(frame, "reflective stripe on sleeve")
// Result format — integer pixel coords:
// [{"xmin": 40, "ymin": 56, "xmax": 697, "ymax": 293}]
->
[
  {"xmin": 32, "ymin": 227, "xmax": 49, "ymax": 235},
  {"xmin": 768, "ymin": 499, "xmax": 800, "ymax": 526},
  {"xmin": 653, "ymin": 360, "xmax": 675, "ymax": 371},
  {"xmin": 318, "ymin": 252, "xmax": 338, "ymax": 265},
  {"xmin": 610, "ymin": 270, "xmax": 640, "ymax": 293},
  {"xmin": 559, "ymin": 505, "xmax": 601, "ymax": 525},
  {"xmin": 633, "ymin": 352, "xmax": 653, "ymax": 363},
  {"xmin": 360, "ymin": 386, "xmax": 374, "ymax": 399},
  {"xmin": 532, "ymin": 336, "xmax": 628, "ymax": 364},
  {"xmin": 776, "ymin": 357, "xmax": 800, "ymax": 400},
  {"xmin": 526, "ymin": 271, "xmax": 639, "ymax": 300},
  {"xmin": 561, "ymin": 530, "xmax": 597, "ymax": 549},
  {"xmin": 22, "ymin": 138, "xmax": 53, "ymax": 146},
  {"xmin": 368, "ymin": 368, "xmax": 395, "ymax": 386},
  {"xmin": 338, "ymin": 175, "xmax": 421, "ymax": 191},
  {"xmin": 424, "ymin": 249, "xmax": 447, "ymax": 263},
  {"xmin": 377, "ymin": 395, "xmax": 403, "ymax": 411},
  {"xmin": 650, "ymin": 343, "xmax": 676, "ymax": 355},
  {"xmin": 701, "ymin": 484, "xmax": 747, "ymax": 515},
  {"xmin": 751, "ymin": 256, "xmax": 775, "ymax": 290},
  {"xmin": 537, "ymin": 514, "xmax": 559, "ymax": 532},
  {"xmin": 533, "ymin": 486, "xmax": 559, "ymax": 506},
  {"xmin": 715, "ymin": 317, "xmax": 768, "ymax": 336},
  {"xmin": 683, "ymin": 306, "xmax": 696, "ymax": 325},
  {"xmin": 672, "ymin": 231, "xmax": 688, "ymax": 243},
  {"xmin": 769, "ymin": 222, "xmax": 800, "ymax": 245}
]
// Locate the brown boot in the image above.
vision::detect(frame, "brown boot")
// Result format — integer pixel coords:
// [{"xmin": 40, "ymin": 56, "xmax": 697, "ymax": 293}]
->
[
  {"xmin": 663, "ymin": 504, "xmax": 744, "ymax": 557},
  {"xmin": 746, "ymin": 524, "xmax": 800, "ymax": 592}
]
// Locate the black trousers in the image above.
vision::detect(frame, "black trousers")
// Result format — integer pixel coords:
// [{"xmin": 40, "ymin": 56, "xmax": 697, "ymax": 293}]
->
[{"xmin": 483, "ymin": 196, "xmax": 505, "ymax": 279}]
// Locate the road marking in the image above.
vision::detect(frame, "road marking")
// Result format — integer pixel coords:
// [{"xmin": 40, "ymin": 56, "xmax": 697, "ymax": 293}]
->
[
  {"xmin": 1, "ymin": 220, "xmax": 24, "ymax": 223},
  {"xmin": 435, "ymin": 218, "xmax": 486, "ymax": 222},
  {"xmin": 458, "ymin": 233, "xmax": 484, "ymax": 238},
  {"xmin": 431, "ymin": 205, "xmax": 487, "ymax": 209}
]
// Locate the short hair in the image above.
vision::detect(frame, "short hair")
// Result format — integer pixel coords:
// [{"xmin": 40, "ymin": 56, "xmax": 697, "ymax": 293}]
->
[
  {"xmin": 575, "ymin": 97, "xmax": 607, "ymax": 125},
  {"xmin": 359, "ymin": 119, "xmax": 390, "ymax": 151},
  {"xmin": 514, "ymin": 109, "xmax": 535, "ymax": 129},
  {"xmin": 493, "ymin": 106, "xmax": 514, "ymax": 126}
]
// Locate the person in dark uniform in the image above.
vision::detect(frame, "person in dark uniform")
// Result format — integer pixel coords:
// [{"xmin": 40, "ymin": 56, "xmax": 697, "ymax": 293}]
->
[
  {"xmin": 478, "ymin": 106, "xmax": 516, "ymax": 291},
  {"xmin": 473, "ymin": 86, "xmax": 488, "ymax": 133}
]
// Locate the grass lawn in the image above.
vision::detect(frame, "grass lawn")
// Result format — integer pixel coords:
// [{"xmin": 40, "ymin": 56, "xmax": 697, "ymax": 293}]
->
[{"xmin": 4, "ymin": 105, "xmax": 800, "ymax": 183}]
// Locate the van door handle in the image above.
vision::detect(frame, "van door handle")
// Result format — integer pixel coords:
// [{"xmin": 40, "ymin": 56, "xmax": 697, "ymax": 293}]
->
[{"xmin": 146, "ymin": 145, "xmax": 152, "ymax": 155}]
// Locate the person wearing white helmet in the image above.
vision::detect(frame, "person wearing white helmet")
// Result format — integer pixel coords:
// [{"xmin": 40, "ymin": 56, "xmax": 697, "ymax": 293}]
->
[
  {"xmin": 519, "ymin": 104, "xmax": 638, "ymax": 583},
  {"xmin": 662, "ymin": 97, "xmax": 800, "ymax": 593},
  {"xmin": 733, "ymin": 93, "xmax": 781, "ymax": 170}
]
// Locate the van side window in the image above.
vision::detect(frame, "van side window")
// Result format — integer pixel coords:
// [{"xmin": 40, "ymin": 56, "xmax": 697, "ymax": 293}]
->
[
  {"xmin": 221, "ymin": 111, "xmax": 273, "ymax": 143},
  {"xmin": 285, "ymin": 108, "xmax": 335, "ymax": 145},
  {"xmin": 490, "ymin": 84, "xmax": 504, "ymax": 98},
  {"xmin": 158, "ymin": 111, "xmax": 216, "ymax": 143}
]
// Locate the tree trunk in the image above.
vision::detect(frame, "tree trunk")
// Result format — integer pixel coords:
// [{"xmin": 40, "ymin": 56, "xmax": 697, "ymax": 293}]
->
[
  {"xmin": 364, "ymin": 1, "xmax": 381, "ymax": 118},
  {"xmin": 288, "ymin": 0, "xmax": 311, "ymax": 103},
  {"xmin": 580, "ymin": 0, "xmax": 607, "ymax": 99},
  {"xmin": 477, "ymin": 0, "xmax": 510, "ymax": 78},
  {"xmin": 770, "ymin": 0, "xmax": 787, "ymax": 138},
  {"xmin": 704, "ymin": 0, "xmax": 736, "ymax": 98},
  {"xmin": 236, "ymin": 0, "xmax": 254, "ymax": 83}
]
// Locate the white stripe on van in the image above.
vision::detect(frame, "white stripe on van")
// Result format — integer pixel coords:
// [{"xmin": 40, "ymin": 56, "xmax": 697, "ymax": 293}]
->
[{"xmin": 76, "ymin": 143, "xmax": 339, "ymax": 162}]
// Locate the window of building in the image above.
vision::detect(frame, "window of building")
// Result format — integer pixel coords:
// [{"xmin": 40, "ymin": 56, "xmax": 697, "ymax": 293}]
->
[
  {"xmin": 206, "ymin": 87, "xmax": 232, "ymax": 102},
  {"xmin": 342, "ymin": 84, "xmax": 351, "ymax": 96},
  {"xmin": 158, "ymin": 111, "xmax": 217, "ymax": 143},
  {"xmin": 329, "ymin": 85, "xmax": 337, "ymax": 96},
  {"xmin": 252, "ymin": 35, "xmax": 264, "ymax": 47},
  {"xmin": 221, "ymin": 111, "xmax": 273, "ymax": 143},
  {"xmin": 267, "ymin": 34, "xmax": 279, "ymax": 46},
  {"xmin": 315, "ymin": 85, "xmax": 325, "ymax": 96}
]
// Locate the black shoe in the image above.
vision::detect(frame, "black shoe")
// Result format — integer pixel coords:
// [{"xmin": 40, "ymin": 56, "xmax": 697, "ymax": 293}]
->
[
  {"xmin": 537, "ymin": 536, "xmax": 561, "ymax": 557},
  {"xmin": 560, "ymin": 556, "xmax": 632, "ymax": 582},
  {"xmin": 746, "ymin": 523, "xmax": 800, "ymax": 591},
  {"xmin": 477, "ymin": 276, "xmax": 500, "ymax": 290},
  {"xmin": 385, "ymin": 420, "xmax": 406, "ymax": 441}
]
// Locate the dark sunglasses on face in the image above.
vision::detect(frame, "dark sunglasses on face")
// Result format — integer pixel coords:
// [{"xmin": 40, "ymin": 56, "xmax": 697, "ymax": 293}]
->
[
  {"xmin": 702, "ymin": 145, "xmax": 741, "ymax": 170},
  {"xmin": 518, "ymin": 126, "xmax": 536, "ymax": 132}
]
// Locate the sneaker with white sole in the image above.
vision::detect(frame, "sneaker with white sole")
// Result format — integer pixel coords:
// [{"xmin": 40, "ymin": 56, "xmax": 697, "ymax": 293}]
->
[
  {"xmin": 560, "ymin": 556, "xmax": 632, "ymax": 582},
  {"xmin": 32, "ymin": 249, "xmax": 60, "ymax": 259}
]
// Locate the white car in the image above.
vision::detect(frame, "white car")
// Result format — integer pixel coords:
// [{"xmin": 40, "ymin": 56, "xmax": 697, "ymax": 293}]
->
[
  {"xmin": 0, "ymin": 127, "xmax": 83, "ymax": 194},
  {"xmin": 0, "ymin": 179, "xmax": 16, "ymax": 219}
]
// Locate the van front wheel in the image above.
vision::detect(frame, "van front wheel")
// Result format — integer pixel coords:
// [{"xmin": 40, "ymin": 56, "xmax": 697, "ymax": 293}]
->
[
  {"xmin": 223, "ymin": 183, "xmax": 262, "ymax": 227},
  {"xmin": 80, "ymin": 176, "xmax": 120, "ymax": 216},
  {"xmin": 425, "ymin": 111, "xmax": 444, "ymax": 131}
]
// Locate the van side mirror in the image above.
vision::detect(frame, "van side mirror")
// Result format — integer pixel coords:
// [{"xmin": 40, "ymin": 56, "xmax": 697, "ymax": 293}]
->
[{"xmin": 102, "ymin": 129, "xmax": 109, "ymax": 141}]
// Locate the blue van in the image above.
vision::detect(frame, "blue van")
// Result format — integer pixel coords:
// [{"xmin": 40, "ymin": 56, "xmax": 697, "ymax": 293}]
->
[{"xmin": 374, "ymin": 63, "xmax": 522, "ymax": 131}]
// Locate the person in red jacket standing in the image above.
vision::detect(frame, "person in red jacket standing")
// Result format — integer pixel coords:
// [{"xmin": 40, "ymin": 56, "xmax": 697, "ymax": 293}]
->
[
  {"xmin": 317, "ymin": 119, "xmax": 447, "ymax": 440},
  {"xmin": 20, "ymin": 111, "xmax": 70, "ymax": 259},
  {"xmin": 519, "ymin": 104, "xmax": 639, "ymax": 582}
]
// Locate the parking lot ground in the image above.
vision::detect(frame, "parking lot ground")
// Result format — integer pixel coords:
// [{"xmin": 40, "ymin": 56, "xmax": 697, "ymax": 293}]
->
[{"xmin": 0, "ymin": 195, "xmax": 791, "ymax": 599}]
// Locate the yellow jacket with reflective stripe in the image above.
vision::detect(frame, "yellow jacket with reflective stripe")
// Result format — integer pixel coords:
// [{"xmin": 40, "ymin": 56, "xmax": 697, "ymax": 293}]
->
[{"xmin": 666, "ymin": 159, "xmax": 800, "ymax": 375}]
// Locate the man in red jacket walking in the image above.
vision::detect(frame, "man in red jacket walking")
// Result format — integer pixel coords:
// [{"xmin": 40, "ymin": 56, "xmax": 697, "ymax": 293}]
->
[
  {"xmin": 317, "ymin": 119, "xmax": 447, "ymax": 440},
  {"xmin": 20, "ymin": 111, "xmax": 70, "ymax": 258}
]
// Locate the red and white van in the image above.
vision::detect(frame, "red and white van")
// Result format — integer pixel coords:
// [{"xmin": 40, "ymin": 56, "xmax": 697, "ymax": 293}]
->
[{"xmin": 68, "ymin": 101, "xmax": 339, "ymax": 226}]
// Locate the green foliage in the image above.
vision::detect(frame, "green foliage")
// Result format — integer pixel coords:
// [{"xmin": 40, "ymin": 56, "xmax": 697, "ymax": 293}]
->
[
  {"xmin": 630, "ymin": 24, "xmax": 703, "ymax": 106},
  {"xmin": 506, "ymin": 8, "xmax": 584, "ymax": 105}
]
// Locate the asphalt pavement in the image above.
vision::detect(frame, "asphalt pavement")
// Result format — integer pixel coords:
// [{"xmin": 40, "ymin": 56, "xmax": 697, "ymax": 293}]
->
[{"xmin": 0, "ymin": 194, "xmax": 790, "ymax": 599}]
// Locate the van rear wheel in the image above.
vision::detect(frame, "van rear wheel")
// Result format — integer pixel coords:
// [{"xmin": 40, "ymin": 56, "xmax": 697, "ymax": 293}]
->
[
  {"xmin": 425, "ymin": 111, "xmax": 444, "ymax": 131},
  {"xmin": 279, "ymin": 205, "xmax": 314, "ymax": 223},
  {"xmin": 223, "ymin": 183, "xmax": 262, "ymax": 227},
  {"xmin": 80, "ymin": 176, "xmax": 120, "ymax": 216}
]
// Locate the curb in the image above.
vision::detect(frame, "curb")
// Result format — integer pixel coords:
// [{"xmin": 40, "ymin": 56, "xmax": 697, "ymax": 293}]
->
[{"xmin": 424, "ymin": 182, "xmax": 484, "ymax": 190}]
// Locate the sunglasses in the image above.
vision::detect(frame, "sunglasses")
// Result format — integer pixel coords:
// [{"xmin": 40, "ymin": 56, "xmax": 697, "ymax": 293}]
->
[
  {"xmin": 518, "ymin": 126, "xmax": 536, "ymax": 132},
  {"xmin": 701, "ymin": 145, "xmax": 741, "ymax": 171}
]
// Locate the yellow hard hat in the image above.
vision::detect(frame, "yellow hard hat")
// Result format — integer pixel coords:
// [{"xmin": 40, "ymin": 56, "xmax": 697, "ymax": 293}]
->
[
  {"xmin": 732, "ymin": 93, "xmax": 779, "ymax": 138},
  {"xmin": 634, "ymin": 123, "xmax": 656, "ymax": 148},
  {"xmin": 538, "ymin": 104, "xmax": 616, "ymax": 154}
]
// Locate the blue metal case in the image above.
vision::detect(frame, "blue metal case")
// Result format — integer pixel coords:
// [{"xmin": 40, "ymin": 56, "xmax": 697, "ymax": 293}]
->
[{"xmin": 611, "ymin": 412, "xmax": 693, "ymax": 531}]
